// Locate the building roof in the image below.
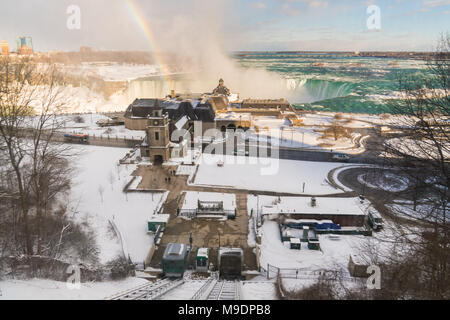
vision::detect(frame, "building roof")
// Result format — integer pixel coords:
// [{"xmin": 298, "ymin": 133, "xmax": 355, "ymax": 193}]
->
[
  {"xmin": 163, "ymin": 243, "xmax": 187, "ymax": 261},
  {"xmin": 261, "ymin": 197, "xmax": 366, "ymax": 216},
  {"xmin": 148, "ymin": 214, "xmax": 170, "ymax": 224},
  {"xmin": 197, "ymin": 248, "xmax": 209, "ymax": 258}
]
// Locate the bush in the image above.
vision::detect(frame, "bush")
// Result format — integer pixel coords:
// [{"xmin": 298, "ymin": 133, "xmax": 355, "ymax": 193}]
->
[
  {"xmin": 73, "ymin": 115, "xmax": 84, "ymax": 123},
  {"xmin": 107, "ymin": 256, "xmax": 135, "ymax": 280}
]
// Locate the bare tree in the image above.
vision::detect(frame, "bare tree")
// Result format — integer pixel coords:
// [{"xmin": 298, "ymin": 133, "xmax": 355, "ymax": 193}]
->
[
  {"xmin": 365, "ymin": 34, "xmax": 450, "ymax": 299},
  {"xmin": 98, "ymin": 184, "xmax": 105, "ymax": 203},
  {"xmin": 0, "ymin": 56, "xmax": 73, "ymax": 256}
]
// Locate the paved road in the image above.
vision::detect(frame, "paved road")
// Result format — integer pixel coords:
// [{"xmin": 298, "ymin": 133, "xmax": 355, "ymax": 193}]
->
[{"xmin": 200, "ymin": 130, "xmax": 387, "ymax": 165}]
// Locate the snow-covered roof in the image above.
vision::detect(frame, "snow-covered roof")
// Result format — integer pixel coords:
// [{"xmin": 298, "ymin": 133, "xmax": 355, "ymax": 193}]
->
[
  {"xmin": 181, "ymin": 192, "xmax": 235, "ymax": 211},
  {"xmin": 219, "ymin": 247, "xmax": 243, "ymax": 255},
  {"xmin": 215, "ymin": 112, "xmax": 251, "ymax": 121},
  {"xmin": 285, "ymin": 219, "xmax": 334, "ymax": 224},
  {"xmin": 148, "ymin": 214, "xmax": 170, "ymax": 224},
  {"xmin": 261, "ymin": 197, "xmax": 366, "ymax": 216},
  {"xmin": 290, "ymin": 238, "xmax": 301, "ymax": 244},
  {"xmin": 175, "ymin": 115, "xmax": 188, "ymax": 130},
  {"xmin": 197, "ymin": 248, "xmax": 209, "ymax": 258}
]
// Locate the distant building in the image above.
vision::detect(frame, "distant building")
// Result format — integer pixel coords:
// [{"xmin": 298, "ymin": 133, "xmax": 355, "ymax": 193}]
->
[
  {"xmin": 1, "ymin": 40, "xmax": 9, "ymax": 55},
  {"xmin": 16, "ymin": 36, "xmax": 33, "ymax": 55},
  {"xmin": 124, "ymin": 79, "xmax": 301, "ymax": 164}
]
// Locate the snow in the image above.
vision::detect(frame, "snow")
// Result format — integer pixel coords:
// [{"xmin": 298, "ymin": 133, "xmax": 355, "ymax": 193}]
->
[
  {"xmin": 193, "ymin": 154, "xmax": 344, "ymax": 195},
  {"xmin": 240, "ymin": 281, "xmax": 276, "ymax": 300},
  {"xmin": 259, "ymin": 196, "xmax": 366, "ymax": 217},
  {"xmin": 385, "ymin": 137, "xmax": 450, "ymax": 160},
  {"xmin": 59, "ymin": 113, "xmax": 145, "ymax": 140},
  {"xmin": 258, "ymin": 221, "xmax": 364, "ymax": 270},
  {"xmin": 0, "ymin": 277, "xmax": 149, "ymax": 300},
  {"xmin": 175, "ymin": 115, "xmax": 189, "ymax": 130},
  {"xmin": 387, "ymin": 202, "xmax": 449, "ymax": 223},
  {"xmin": 197, "ymin": 248, "xmax": 209, "ymax": 258},
  {"xmin": 93, "ymin": 64, "xmax": 159, "ymax": 82},
  {"xmin": 69, "ymin": 145, "xmax": 166, "ymax": 264},
  {"xmin": 176, "ymin": 164, "xmax": 198, "ymax": 176},
  {"xmin": 249, "ymin": 116, "xmax": 360, "ymax": 151},
  {"xmin": 148, "ymin": 214, "xmax": 170, "ymax": 224},
  {"xmin": 160, "ymin": 280, "xmax": 206, "ymax": 300},
  {"xmin": 357, "ymin": 172, "xmax": 410, "ymax": 192}
]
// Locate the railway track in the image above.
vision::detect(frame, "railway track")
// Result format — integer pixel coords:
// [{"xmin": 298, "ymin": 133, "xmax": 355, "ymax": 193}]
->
[
  {"xmin": 206, "ymin": 281, "xmax": 240, "ymax": 300},
  {"xmin": 107, "ymin": 277, "xmax": 184, "ymax": 300}
]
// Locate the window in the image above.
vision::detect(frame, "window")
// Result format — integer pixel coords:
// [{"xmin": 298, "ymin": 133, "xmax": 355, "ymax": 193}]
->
[{"xmin": 155, "ymin": 132, "xmax": 159, "ymax": 141}]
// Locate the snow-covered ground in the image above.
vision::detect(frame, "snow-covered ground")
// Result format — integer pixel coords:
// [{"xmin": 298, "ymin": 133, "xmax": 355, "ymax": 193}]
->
[
  {"xmin": 0, "ymin": 277, "xmax": 148, "ymax": 300},
  {"xmin": 258, "ymin": 221, "xmax": 360, "ymax": 270},
  {"xmin": 248, "ymin": 193, "xmax": 394, "ymax": 276},
  {"xmin": 255, "ymin": 220, "xmax": 385, "ymax": 274},
  {"xmin": 69, "ymin": 145, "xmax": 166, "ymax": 263},
  {"xmin": 27, "ymin": 84, "xmax": 130, "ymax": 114},
  {"xmin": 59, "ymin": 114, "xmax": 145, "ymax": 140},
  {"xmin": 357, "ymin": 172, "xmax": 410, "ymax": 192},
  {"xmin": 193, "ymin": 154, "xmax": 343, "ymax": 195},
  {"xmin": 241, "ymin": 281, "xmax": 276, "ymax": 300},
  {"xmin": 300, "ymin": 112, "xmax": 376, "ymax": 128},
  {"xmin": 67, "ymin": 63, "xmax": 161, "ymax": 82},
  {"xmin": 249, "ymin": 116, "xmax": 362, "ymax": 152},
  {"xmin": 385, "ymin": 137, "xmax": 450, "ymax": 160},
  {"xmin": 387, "ymin": 201, "xmax": 449, "ymax": 223}
]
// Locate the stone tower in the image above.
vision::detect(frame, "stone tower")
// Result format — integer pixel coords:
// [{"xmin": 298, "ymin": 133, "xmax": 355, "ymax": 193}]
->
[{"xmin": 145, "ymin": 111, "xmax": 170, "ymax": 164}]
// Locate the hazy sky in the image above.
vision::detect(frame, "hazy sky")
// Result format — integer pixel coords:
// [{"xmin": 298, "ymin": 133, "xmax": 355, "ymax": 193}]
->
[{"xmin": 0, "ymin": 0, "xmax": 449, "ymax": 52}]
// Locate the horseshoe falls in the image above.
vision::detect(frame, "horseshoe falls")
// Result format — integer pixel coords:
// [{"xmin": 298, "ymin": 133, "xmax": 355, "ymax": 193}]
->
[{"xmin": 234, "ymin": 52, "xmax": 430, "ymax": 114}]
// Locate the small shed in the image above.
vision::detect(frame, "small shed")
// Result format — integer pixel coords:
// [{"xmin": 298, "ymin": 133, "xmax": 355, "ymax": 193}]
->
[
  {"xmin": 290, "ymin": 237, "xmax": 301, "ymax": 250},
  {"xmin": 348, "ymin": 254, "xmax": 370, "ymax": 278},
  {"xmin": 195, "ymin": 248, "xmax": 210, "ymax": 273},
  {"xmin": 308, "ymin": 239, "xmax": 320, "ymax": 250},
  {"xmin": 147, "ymin": 214, "xmax": 170, "ymax": 233}
]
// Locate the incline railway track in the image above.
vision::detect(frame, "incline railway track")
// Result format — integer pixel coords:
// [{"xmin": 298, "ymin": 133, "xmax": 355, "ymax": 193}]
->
[
  {"xmin": 107, "ymin": 277, "xmax": 184, "ymax": 300},
  {"xmin": 206, "ymin": 281, "xmax": 240, "ymax": 300}
]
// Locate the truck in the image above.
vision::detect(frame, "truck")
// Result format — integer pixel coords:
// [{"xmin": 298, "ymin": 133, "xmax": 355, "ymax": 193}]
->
[{"xmin": 368, "ymin": 209, "xmax": 383, "ymax": 231}]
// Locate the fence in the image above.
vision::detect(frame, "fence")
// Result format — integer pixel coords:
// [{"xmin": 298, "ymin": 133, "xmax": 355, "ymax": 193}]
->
[
  {"xmin": 261, "ymin": 263, "xmax": 358, "ymax": 282},
  {"xmin": 178, "ymin": 208, "xmax": 236, "ymax": 219}
]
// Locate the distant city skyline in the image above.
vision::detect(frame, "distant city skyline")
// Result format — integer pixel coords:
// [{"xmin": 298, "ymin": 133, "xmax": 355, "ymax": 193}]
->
[{"xmin": 0, "ymin": 0, "xmax": 449, "ymax": 53}]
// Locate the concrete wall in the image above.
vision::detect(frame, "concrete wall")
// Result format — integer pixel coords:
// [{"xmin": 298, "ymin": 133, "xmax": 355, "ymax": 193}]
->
[{"xmin": 124, "ymin": 117, "xmax": 149, "ymax": 131}]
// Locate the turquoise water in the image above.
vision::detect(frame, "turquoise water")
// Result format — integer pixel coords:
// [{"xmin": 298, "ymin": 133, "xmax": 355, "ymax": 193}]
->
[{"xmin": 234, "ymin": 52, "xmax": 431, "ymax": 114}]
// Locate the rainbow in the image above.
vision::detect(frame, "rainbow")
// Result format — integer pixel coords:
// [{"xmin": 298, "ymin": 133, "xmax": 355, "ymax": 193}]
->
[{"xmin": 125, "ymin": 0, "xmax": 172, "ymax": 85}]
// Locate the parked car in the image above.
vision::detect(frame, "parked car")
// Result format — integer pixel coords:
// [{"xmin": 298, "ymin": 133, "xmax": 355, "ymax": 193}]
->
[{"xmin": 332, "ymin": 153, "xmax": 350, "ymax": 162}]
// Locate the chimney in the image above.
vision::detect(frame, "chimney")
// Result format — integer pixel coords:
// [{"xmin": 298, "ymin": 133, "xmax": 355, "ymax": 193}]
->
[{"xmin": 311, "ymin": 197, "xmax": 317, "ymax": 207}]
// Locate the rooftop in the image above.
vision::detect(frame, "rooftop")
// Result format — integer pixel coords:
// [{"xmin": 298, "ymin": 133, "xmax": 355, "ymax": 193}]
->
[{"xmin": 261, "ymin": 197, "xmax": 366, "ymax": 216}]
